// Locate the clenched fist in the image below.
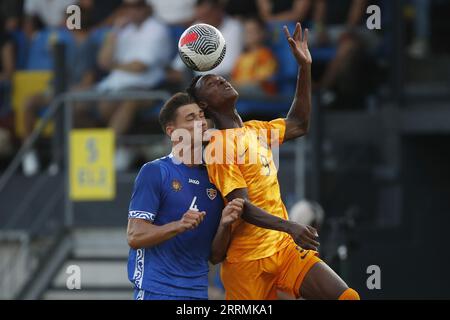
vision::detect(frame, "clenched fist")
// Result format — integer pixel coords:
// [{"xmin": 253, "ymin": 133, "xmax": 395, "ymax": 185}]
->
[
  {"xmin": 176, "ymin": 210, "xmax": 206, "ymax": 233},
  {"xmin": 220, "ymin": 198, "xmax": 245, "ymax": 227}
]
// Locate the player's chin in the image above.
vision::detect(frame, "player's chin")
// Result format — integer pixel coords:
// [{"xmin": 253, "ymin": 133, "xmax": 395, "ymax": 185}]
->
[
  {"xmin": 223, "ymin": 88, "xmax": 239, "ymax": 102},
  {"xmin": 230, "ymin": 87, "xmax": 239, "ymax": 97}
]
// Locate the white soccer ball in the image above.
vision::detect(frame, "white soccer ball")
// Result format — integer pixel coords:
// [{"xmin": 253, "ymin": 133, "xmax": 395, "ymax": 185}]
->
[{"xmin": 178, "ymin": 23, "xmax": 226, "ymax": 72}]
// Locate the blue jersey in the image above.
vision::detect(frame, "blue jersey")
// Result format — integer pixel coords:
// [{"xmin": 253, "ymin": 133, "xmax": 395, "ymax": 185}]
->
[{"xmin": 127, "ymin": 154, "xmax": 224, "ymax": 299}]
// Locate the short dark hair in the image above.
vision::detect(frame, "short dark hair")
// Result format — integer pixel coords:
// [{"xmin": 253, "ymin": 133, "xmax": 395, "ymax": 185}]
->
[{"xmin": 159, "ymin": 92, "xmax": 195, "ymax": 133}]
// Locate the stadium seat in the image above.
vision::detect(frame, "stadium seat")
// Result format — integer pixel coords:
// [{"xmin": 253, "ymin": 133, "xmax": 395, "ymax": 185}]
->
[{"xmin": 12, "ymin": 71, "xmax": 53, "ymax": 138}]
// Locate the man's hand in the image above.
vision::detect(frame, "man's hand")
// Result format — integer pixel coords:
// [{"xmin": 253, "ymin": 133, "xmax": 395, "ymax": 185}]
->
[
  {"xmin": 220, "ymin": 198, "xmax": 244, "ymax": 227},
  {"xmin": 176, "ymin": 210, "xmax": 206, "ymax": 233},
  {"xmin": 286, "ymin": 222, "xmax": 320, "ymax": 251},
  {"xmin": 283, "ymin": 22, "xmax": 312, "ymax": 66}
]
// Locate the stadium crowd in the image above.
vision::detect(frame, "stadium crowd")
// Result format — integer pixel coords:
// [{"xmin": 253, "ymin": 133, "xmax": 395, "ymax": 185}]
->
[{"xmin": 0, "ymin": 0, "xmax": 440, "ymax": 174}]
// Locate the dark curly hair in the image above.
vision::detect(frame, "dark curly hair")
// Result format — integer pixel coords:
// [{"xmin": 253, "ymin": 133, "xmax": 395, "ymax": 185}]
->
[{"xmin": 185, "ymin": 75, "xmax": 203, "ymax": 104}]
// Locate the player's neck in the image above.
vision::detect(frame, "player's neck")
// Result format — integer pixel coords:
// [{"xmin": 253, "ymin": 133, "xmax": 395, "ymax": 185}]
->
[{"xmin": 210, "ymin": 108, "xmax": 243, "ymax": 130}]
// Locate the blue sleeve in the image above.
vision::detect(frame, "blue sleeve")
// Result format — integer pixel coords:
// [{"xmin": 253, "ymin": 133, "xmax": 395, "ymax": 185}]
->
[{"xmin": 128, "ymin": 162, "xmax": 162, "ymax": 222}]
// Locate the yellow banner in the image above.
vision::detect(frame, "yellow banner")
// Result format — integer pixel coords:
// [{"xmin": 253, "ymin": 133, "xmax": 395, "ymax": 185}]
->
[{"xmin": 70, "ymin": 129, "xmax": 115, "ymax": 201}]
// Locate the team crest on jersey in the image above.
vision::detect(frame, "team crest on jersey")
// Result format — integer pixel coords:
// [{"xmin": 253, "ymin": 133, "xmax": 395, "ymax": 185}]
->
[
  {"xmin": 172, "ymin": 179, "xmax": 182, "ymax": 192},
  {"xmin": 206, "ymin": 188, "xmax": 217, "ymax": 200}
]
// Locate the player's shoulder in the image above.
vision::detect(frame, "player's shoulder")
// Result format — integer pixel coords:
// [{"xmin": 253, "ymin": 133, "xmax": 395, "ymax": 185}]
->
[
  {"xmin": 139, "ymin": 155, "xmax": 173, "ymax": 179},
  {"xmin": 244, "ymin": 118, "xmax": 286, "ymax": 129},
  {"xmin": 244, "ymin": 119, "xmax": 267, "ymax": 129}
]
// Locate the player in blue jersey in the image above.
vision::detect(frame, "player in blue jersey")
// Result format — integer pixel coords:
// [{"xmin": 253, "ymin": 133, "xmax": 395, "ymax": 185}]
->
[{"xmin": 127, "ymin": 92, "xmax": 244, "ymax": 300}]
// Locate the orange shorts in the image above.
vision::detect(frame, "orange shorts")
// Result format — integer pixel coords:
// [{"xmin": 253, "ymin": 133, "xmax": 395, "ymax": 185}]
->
[{"xmin": 221, "ymin": 242, "xmax": 322, "ymax": 300}]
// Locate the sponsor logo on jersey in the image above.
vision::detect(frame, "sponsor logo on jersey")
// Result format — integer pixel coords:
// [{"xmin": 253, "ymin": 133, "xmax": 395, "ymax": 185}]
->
[{"xmin": 189, "ymin": 178, "xmax": 200, "ymax": 185}]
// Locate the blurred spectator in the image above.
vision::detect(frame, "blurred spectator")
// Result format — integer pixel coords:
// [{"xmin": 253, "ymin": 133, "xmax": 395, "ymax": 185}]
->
[
  {"xmin": 96, "ymin": 0, "xmax": 171, "ymax": 171},
  {"xmin": 231, "ymin": 17, "xmax": 277, "ymax": 97},
  {"xmin": 147, "ymin": 0, "xmax": 196, "ymax": 26},
  {"xmin": 0, "ymin": 17, "xmax": 15, "ymax": 117},
  {"xmin": 0, "ymin": 124, "xmax": 13, "ymax": 160},
  {"xmin": 0, "ymin": 16, "xmax": 15, "ymax": 162},
  {"xmin": 308, "ymin": 0, "xmax": 381, "ymax": 108},
  {"xmin": 168, "ymin": 0, "xmax": 244, "ymax": 90},
  {"xmin": 224, "ymin": 0, "xmax": 257, "ymax": 20},
  {"xmin": 74, "ymin": 0, "xmax": 122, "ymax": 28},
  {"xmin": 21, "ymin": 13, "xmax": 99, "ymax": 176},
  {"xmin": 78, "ymin": 0, "xmax": 123, "ymax": 28},
  {"xmin": 0, "ymin": 0, "xmax": 24, "ymax": 32},
  {"xmin": 257, "ymin": 0, "xmax": 312, "ymax": 24},
  {"xmin": 407, "ymin": 0, "xmax": 430, "ymax": 59},
  {"xmin": 146, "ymin": 0, "xmax": 196, "ymax": 58},
  {"xmin": 24, "ymin": 0, "xmax": 78, "ymax": 28},
  {"xmin": 255, "ymin": 0, "xmax": 312, "ymax": 96},
  {"xmin": 20, "ymin": 15, "xmax": 48, "ymax": 70}
]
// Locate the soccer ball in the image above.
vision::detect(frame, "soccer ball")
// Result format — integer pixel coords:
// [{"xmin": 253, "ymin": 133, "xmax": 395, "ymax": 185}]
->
[{"xmin": 178, "ymin": 23, "xmax": 226, "ymax": 72}]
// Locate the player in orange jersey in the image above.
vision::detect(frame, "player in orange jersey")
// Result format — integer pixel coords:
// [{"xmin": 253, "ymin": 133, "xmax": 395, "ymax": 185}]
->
[{"xmin": 186, "ymin": 23, "xmax": 360, "ymax": 300}]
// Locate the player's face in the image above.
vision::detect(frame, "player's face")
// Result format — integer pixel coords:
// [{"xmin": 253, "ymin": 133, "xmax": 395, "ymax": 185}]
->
[
  {"xmin": 196, "ymin": 75, "xmax": 239, "ymax": 111},
  {"xmin": 171, "ymin": 103, "xmax": 208, "ymax": 144}
]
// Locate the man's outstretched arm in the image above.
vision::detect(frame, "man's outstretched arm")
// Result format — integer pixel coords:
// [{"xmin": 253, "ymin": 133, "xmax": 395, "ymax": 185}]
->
[
  {"xmin": 226, "ymin": 188, "xmax": 320, "ymax": 251},
  {"xmin": 283, "ymin": 23, "xmax": 313, "ymax": 142}
]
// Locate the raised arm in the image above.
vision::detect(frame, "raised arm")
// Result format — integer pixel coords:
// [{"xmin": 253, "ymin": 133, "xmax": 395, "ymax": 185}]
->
[
  {"xmin": 226, "ymin": 188, "xmax": 319, "ymax": 251},
  {"xmin": 282, "ymin": 23, "xmax": 313, "ymax": 142}
]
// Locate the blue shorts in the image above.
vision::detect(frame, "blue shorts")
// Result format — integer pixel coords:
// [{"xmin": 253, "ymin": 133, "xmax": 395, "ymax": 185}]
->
[{"xmin": 134, "ymin": 289, "xmax": 207, "ymax": 300}]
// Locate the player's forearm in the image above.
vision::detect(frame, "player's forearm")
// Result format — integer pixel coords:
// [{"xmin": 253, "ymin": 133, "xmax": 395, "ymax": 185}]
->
[
  {"xmin": 241, "ymin": 200, "xmax": 293, "ymax": 234},
  {"xmin": 210, "ymin": 223, "xmax": 232, "ymax": 264},
  {"xmin": 227, "ymin": 189, "xmax": 293, "ymax": 234},
  {"xmin": 285, "ymin": 63, "xmax": 312, "ymax": 140},
  {"xmin": 127, "ymin": 221, "xmax": 181, "ymax": 249}
]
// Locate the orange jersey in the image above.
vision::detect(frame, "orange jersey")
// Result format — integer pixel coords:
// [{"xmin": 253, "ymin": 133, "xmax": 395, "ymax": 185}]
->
[{"xmin": 205, "ymin": 118, "xmax": 292, "ymax": 262}]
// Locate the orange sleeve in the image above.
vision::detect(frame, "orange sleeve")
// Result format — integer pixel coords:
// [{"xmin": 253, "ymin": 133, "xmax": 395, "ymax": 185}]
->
[{"xmin": 244, "ymin": 118, "xmax": 286, "ymax": 145}]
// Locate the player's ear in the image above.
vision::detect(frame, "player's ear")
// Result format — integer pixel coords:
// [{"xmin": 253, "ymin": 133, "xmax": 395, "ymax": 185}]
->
[{"xmin": 165, "ymin": 123, "xmax": 175, "ymax": 137}]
